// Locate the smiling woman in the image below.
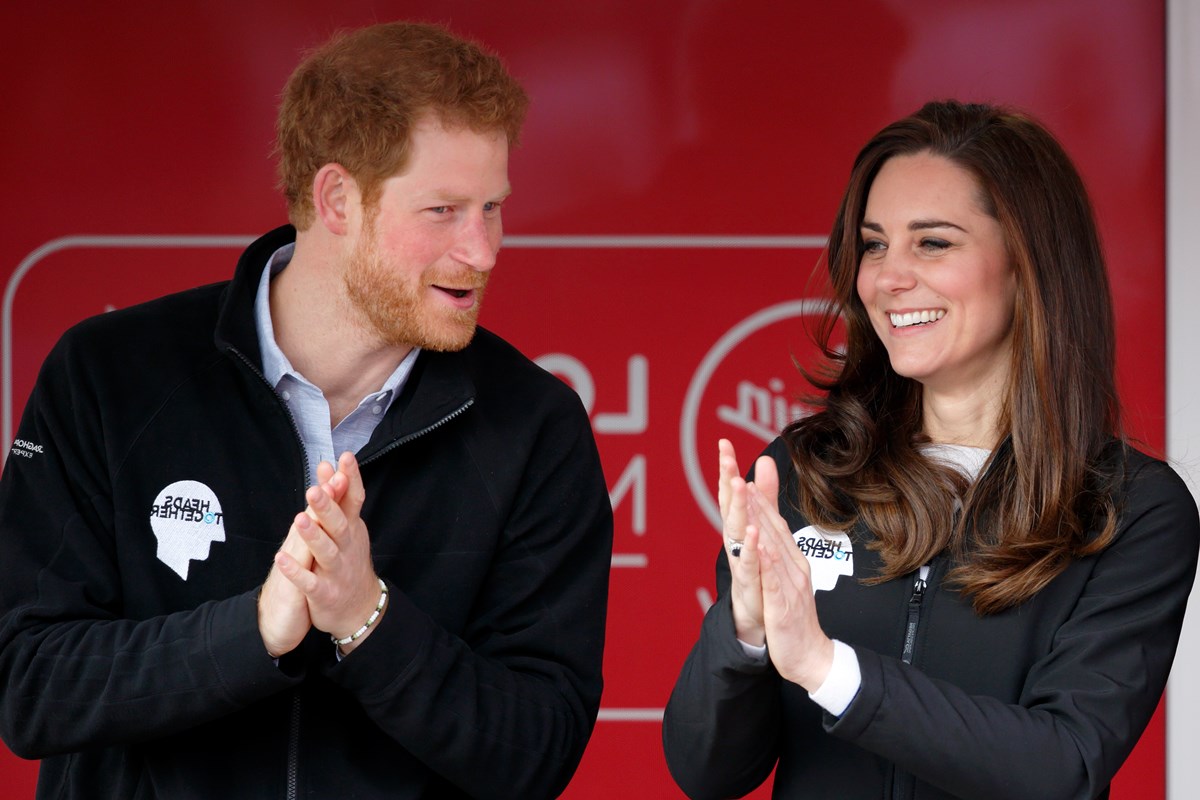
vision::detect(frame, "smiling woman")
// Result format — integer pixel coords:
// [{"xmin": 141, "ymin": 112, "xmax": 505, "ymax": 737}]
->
[
  {"xmin": 795, "ymin": 101, "xmax": 1127, "ymax": 612},
  {"xmin": 856, "ymin": 152, "xmax": 1018, "ymax": 427},
  {"xmin": 663, "ymin": 100, "xmax": 1199, "ymax": 800}
]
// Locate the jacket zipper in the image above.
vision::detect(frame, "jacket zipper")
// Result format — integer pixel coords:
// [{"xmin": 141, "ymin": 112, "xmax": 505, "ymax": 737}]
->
[
  {"xmin": 357, "ymin": 398, "xmax": 474, "ymax": 467},
  {"xmin": 901, "ymin": 571, "xmax": 927, "ymax": 665},
  {"xmin": 227, "ymin": 348, "xmax": 311, "ymax": 487},
  {"xmin": 285, "ymin": 695, "xmax": 301, "ymax": 800},
  {"xmin": 229, "ymin": 348, "xmax": 310, "ymax": 800},
  {"xmin": 892, "ymin": 569, "xmax": 929, "ymax": 800},
  {"xmin": 230, "ymin": 346, "xmax": 471, "ymax": 798}
]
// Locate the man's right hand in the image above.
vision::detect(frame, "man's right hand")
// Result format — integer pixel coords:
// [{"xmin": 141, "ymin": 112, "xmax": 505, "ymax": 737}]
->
[{"xmin": 258, "ymin": 525, "xmax": 315, "ymax": 658}]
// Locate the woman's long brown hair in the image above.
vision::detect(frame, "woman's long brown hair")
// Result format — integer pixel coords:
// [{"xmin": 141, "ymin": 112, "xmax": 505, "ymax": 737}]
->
[{"xmin": 785, "ymin": 100, "xmax": 1124, "ymax": 614}]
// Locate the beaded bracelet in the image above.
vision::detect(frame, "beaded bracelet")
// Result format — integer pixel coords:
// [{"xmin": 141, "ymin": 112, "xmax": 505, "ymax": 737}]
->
[{"xmin": 331, "ymin": 578, "xmax": 389, "ymax": 647}]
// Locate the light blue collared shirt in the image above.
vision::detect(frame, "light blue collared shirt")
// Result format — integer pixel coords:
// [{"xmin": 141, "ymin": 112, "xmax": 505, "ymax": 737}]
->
[{"xmin": 253, "ymin": 243, "xmax": 420, "ymax": 484}]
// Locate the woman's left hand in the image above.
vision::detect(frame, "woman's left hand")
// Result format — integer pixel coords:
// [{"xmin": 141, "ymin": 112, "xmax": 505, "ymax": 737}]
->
[{"xmin": 747, "ymin": 456, "xmax": 835, "ymax": 692}]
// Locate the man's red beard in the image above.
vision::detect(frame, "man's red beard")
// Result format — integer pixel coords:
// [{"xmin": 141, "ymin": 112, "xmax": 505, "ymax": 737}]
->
[{"xmin": 343, "ymin": 232, "xmax": 488, "ymax": 352}]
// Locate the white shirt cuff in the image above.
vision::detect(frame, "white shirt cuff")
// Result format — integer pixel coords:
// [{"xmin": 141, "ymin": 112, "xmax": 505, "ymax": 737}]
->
[
  {"xmin": 737, "ymin": 638, "xmax": 768, "ymax": 661},
  {"xmin": 807, "ymin": 639, "xmax": 861, "ymax": 716}
]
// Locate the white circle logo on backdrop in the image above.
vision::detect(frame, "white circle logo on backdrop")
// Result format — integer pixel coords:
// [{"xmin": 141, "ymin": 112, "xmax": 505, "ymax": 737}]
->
[
  {"xmin": 680, "ymin": 299, "xmax": 829, "ymax": 531},
  {"xmin": 680, "ymin": 299, "xmax": 853, "ymax": 595}
]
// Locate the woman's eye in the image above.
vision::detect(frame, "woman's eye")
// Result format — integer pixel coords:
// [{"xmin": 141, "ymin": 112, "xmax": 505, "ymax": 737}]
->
[
  {"xmin": 920, "ymin": 238, "xmax": 951, "ymax": 251},
  {"xmin": 862, "ymin": 239, "xmax": 886, "ymax": 253}
]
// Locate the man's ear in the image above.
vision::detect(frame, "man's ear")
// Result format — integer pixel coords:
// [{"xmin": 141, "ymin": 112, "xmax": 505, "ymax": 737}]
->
[{"xmin": 311, "ymin": 163, "xmax": 358, "ymax": 236}]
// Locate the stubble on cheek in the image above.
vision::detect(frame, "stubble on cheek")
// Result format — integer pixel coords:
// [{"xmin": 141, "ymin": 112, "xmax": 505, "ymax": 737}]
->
[{"xmin": 343, "ymin": 244, "xmax": 488, "ymax": 352}]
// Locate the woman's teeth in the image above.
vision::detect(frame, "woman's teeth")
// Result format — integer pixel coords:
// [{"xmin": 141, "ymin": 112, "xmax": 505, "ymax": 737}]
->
[{"xmin": 889, "ymin": 309, "xmax": 945, "ymax": 328}]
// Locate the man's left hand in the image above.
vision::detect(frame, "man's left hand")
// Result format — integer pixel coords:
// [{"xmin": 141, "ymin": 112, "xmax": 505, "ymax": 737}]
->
[{"xmin": 274, "ymin": 451, "xmax": 385, "ymax": 655}]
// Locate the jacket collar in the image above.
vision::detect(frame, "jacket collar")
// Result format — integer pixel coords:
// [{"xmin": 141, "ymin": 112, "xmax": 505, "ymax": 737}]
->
[
  {"xmin": 213, "ymin": 224, "xmax": 297, "ymax": 367},
  {"xmin": 215, "ymin": 225, "xmax": 477, "ymax": 455},
  {"xmin": 359, "ymin": 347, "xmax": 476, "ymax": 461}
]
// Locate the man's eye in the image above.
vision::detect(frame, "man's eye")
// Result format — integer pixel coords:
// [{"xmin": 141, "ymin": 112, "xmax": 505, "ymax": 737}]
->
[
  {"xmin": 483, "ymin": 201, "xmax": 501, "ymax": 213},
  {"xmin": 428, "ymin": 206, "xmax": 451, "ymax": 214}
]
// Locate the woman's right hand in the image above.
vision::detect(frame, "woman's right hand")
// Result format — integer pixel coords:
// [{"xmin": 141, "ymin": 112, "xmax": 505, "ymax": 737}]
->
[{"xmin": 718, "ymin": 439, "xmax": 766, "ymax": 645}]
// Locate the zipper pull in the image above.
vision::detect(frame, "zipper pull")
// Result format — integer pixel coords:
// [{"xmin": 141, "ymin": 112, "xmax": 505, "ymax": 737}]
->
[
  {"xmin": 910, "ymin": 574, "xmax": 927, "ymax": 604},
  {"xmin": 901, "ymin": 573, "xmax": 927, "ymax": 665}
]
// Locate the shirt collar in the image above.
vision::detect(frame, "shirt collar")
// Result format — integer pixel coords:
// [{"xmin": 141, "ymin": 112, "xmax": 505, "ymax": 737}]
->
[{"xmin": 254, "ymin": 243, "xmax": 297, "ymax": 388}]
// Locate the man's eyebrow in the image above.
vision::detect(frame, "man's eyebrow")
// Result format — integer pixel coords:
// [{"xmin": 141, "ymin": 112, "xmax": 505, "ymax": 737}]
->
[{"xmin": 416, "ymin": 186, "xmax": 512, "ymax": 204}]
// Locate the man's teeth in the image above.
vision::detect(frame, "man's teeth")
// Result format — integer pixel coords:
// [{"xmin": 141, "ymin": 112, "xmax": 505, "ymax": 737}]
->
[{"xmin": 889, "ymin": 310, "xmax": 945, "ymax": 328}]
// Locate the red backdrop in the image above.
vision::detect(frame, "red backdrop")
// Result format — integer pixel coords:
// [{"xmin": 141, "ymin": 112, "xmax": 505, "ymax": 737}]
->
[{"xmin": 1, "ymin": 2, "xmax": 1167, "ymax": 797}]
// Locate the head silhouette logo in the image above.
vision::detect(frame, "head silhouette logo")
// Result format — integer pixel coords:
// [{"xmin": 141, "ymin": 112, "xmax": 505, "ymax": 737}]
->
[
  {"xmin": 793, "ymin": 524, "xmax": 854, "ymax": 592},
  {"xmin": 149, "ymin": 481, "xmax": 226, "ymax": 579}
]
